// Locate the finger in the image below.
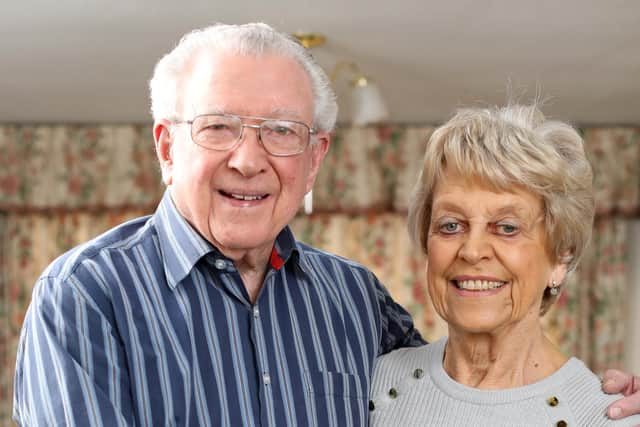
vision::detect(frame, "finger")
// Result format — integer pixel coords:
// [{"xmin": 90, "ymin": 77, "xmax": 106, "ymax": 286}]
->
[
  {"xmin": 602, "ymin": 369, "xmax": 634, "ymax": 394},
  {"xmin": 607, "ymin": 391, "xmax": 640, "ymax": 419}
]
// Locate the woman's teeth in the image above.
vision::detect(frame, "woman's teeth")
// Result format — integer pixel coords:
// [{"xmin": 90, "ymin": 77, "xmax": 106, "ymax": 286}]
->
[{"xmin": 455, "ymin": 280, "xmax": 506, "ymax": 290}]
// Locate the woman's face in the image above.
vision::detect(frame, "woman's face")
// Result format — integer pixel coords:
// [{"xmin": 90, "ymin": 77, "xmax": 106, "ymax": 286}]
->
[{"xmin": 425, "ymin": 169, "xmax": 567, "ymax": 335}]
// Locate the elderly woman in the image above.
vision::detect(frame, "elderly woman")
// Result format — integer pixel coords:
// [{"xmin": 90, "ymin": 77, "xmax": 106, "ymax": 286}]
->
[{"xmin": 369, "ymin": 104, "xmax": 640, "ymax": 426}]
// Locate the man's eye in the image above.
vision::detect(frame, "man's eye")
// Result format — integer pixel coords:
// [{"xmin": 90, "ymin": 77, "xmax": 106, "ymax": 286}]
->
[
  {"xmin": 272, "ymin": 126, "xmax": 293, "ymax": 135},
  {"xmin": 206, "ymin": 123, "xmax": 229, "ymax": 131}
]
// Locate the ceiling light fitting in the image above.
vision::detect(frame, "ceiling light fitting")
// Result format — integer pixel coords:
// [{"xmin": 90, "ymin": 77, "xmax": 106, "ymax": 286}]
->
[
  {"xmin": 292, "ymin": 32, "xmax": 389, "ymax": 126},
  {"xmin": 292, "ymin": 32, "xmax": 326, "ymax": 49}
]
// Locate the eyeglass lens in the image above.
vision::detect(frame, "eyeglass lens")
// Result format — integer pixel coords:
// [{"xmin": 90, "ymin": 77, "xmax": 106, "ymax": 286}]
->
[{"xmin": 191, "ymin": 114, "xmax": 309, "ymax": 155}]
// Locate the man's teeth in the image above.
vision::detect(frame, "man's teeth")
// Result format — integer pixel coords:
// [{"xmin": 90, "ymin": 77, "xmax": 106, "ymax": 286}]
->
[
  {"xmin": 456, "ymin": 280, "xmax": 506, "ymax": 290},
  {"xmin": 230, "ymin": 193, "xmax": 264, "ymax": 201}
]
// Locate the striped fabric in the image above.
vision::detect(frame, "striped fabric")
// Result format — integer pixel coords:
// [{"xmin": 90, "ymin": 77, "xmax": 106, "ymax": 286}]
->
[{"xmin": 13, "ymin": 190, "xmax": 423, "ymax": 427}]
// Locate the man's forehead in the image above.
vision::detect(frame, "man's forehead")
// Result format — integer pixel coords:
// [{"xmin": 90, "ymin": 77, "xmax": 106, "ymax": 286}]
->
[
  {"xmin": 180, "ymin": 51, "xmax": 314, "ymax": 120},
  {"xmin": 187, "ymin": 50, "xmax": 308, "ymax": 84}
]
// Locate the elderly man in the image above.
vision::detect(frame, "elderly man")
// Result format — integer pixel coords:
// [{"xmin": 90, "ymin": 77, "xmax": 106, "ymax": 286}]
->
[
  {"xmin": 13, "ymin": 23, "xmax": 421, "ymax": 426},
  {"xmin": 12, "ymin": 23, "xmax": 640, "ymax": 426}
]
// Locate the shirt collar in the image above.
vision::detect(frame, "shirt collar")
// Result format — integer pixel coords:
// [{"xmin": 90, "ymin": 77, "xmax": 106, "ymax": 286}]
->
[
  {"xmin": 271, "ymin": 225, "xmax": 296, "ymax": 270},
  {"xmin": 154, "ymin": 190, "xmax": 215, "ymax": 289},
  {"xmin": 274, "ymin": 225, "xmax": 312, "ymax": 274},
  {"xmin": 154, "ymin": 189, "xmax": 308, "ymax": 288}
]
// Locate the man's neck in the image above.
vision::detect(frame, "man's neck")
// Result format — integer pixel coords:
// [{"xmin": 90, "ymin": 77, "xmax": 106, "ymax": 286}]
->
[{"xmin": 220, "ymin": 245, "xmax": 272, "ymax": 304}]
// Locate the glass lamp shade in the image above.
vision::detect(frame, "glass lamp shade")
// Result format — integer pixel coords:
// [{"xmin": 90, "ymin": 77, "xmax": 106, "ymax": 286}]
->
[{"xmin": 350, "ymin": 82, "xmax": 389, "ymax": 126}]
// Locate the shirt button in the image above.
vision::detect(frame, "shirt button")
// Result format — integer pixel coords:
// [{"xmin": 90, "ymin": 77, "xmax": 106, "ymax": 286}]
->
[
  {"xmin": 413, "ymin": 368, "xmax": 424, "ymax": 379},
  {"xmin": 368, "ymin": 400, "xmax": 375, "ymax": 411},
  {"xmin": 214, "ymin": 259, "xmax": 226, "ymax": 270},
  {"xmin": 547, "ymin": 396, "xmax": 559, "ymax": 407},
  {"xmin": 263, "ymin": 373, "xmax": 271, "ymax": 385},
  {"xmin": 253, "ymin": 307, "xmax": 260, "ymax": 318},
  {"xmin": 556, "ymin": 421, "xmax": 567, "ymax": 427},
  {"xmin": 388, "ymin": 388, "xmax": 398, "ymax": 399}
]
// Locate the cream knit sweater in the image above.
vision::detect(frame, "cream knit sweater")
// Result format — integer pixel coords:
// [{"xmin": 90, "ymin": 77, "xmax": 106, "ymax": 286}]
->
[{"xmin": 370, "ymin": 337, "xmax": 640, "ymax": 426}]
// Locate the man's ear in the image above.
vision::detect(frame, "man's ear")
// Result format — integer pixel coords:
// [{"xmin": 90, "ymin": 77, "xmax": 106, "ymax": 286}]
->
[
  {"xmin": 154, "ymin": 119, "xmax": 174, "ymax": 186},
  {"xmin": 305, "ymin": 132, "xmax": 331, "ymax": 193}
]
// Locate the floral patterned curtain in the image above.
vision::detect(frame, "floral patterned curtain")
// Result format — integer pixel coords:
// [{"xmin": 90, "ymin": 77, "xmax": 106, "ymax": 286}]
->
[{"xmin": 0, "ymin": 124, "xmax": 638, "ymax": 425}]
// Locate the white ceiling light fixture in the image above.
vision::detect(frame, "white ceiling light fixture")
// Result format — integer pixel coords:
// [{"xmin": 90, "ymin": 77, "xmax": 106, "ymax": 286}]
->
[
  {"xmin": 331, "ymin": 61, "xmax": 389, "ymax": 126},
  {"xmin": 293, "ymin": 32, "xmax": 390, "ymax": 214},
  {"xmin": 293, "ymin": 32, "xmax": 389, "ymax": 126}
]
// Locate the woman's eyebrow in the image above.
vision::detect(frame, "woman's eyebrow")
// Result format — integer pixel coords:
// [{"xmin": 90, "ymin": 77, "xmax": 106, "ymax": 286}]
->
[
  {"xmin": 490, "ymin": 204, "xmax": 538, "ymax": 219},
  {"xmin": 431, "ymin": 201, "xmax": 538, "ymax": 220},
  {"xmin": 431, "ymin": 200, "xmax": 465, "ymax": 213}
]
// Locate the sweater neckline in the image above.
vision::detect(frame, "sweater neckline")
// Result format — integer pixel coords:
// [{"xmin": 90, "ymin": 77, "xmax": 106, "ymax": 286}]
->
[{"xmin": 428, "ymin": 337, "xmax": 583, "ymax": 405}]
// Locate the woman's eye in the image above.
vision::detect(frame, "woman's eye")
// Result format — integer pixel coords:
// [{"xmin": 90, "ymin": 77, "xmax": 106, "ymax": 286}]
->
[
  {"xmin": 495, "ymin": 222, "xmax": 519, "ymax": 235},
  {"xmin": 439, "ymin": 222, "xmax": 461, "ymax": 234}
]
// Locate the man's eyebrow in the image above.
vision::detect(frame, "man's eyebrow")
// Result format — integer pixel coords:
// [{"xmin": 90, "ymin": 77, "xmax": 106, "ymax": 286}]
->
[
  {"xmin": 191, "ymin": 105, "xmax": 225, "ymax": 116},
  {"xmin": 189, "ymin": 106, "xmax": 305, "ymax": 121},
  {"xmin": 269, "ymin": 108, "xmax": 305, "ymax": 120}
]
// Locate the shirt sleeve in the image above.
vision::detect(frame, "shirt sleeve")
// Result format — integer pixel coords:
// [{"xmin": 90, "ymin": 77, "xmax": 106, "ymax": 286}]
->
[
  {"xmin": 13, "ymin": 275, "xmax": 134, "ymax": 427},
  {"xmin": 374, "ymin": 276, "xmax": 427, "ymax": 355}
]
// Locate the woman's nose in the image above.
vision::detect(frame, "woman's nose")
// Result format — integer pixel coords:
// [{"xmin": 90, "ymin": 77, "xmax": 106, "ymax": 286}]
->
[{"xmin": 457, "ymin": 229, "xmax": 493, "ymax": 264}]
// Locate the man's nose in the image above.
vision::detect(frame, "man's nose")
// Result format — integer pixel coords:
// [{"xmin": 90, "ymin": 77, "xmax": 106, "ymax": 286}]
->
[{"xmin": 227, "ymin": 125, "xmax": 268, "ymax": 176}]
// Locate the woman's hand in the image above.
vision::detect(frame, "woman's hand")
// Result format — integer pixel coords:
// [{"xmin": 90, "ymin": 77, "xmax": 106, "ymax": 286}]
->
[{"xmin": 603, "ymin": 369, "xmax": 640, "ymax": 420}]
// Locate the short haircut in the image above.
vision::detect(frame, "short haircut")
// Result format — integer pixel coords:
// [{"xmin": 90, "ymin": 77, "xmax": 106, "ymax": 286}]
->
[
  {"xmin": 149, "ymin": 22, "xmax": 338, "ymax": 133},
  {"xmin": 407, "ymin": 104, "xmax": 595, "ymax": 314}
]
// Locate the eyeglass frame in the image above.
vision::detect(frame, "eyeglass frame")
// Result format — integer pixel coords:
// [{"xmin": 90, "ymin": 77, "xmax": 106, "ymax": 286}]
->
[{"xmin": 173, "ymin": 113, "xmax": 319, "ymax": 157}]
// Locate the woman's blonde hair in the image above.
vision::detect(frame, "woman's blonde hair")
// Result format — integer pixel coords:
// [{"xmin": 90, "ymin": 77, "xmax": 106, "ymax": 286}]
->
[{"xmin": 407, "ymin": 104, "xmax": 595, "ymax": 313}]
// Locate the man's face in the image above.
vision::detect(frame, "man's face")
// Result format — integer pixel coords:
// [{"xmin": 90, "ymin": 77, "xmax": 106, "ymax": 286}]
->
[{"xmin": 156, "ymin": 52, "xmax": 329, "ymax": 258}]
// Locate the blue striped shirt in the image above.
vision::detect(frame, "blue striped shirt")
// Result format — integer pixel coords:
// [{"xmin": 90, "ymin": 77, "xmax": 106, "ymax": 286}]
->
[{"xmin": 13, "ymin": 191, "xmax": 423, "ymax": 426}]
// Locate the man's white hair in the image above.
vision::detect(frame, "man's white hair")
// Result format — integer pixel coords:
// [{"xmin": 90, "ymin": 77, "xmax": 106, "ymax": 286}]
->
[{"xmin": 149, "ymin": 22, "xmax": 338, "ymax": 133}]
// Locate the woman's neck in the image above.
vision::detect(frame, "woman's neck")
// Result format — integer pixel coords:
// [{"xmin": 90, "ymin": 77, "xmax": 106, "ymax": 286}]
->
[{"xmin": 443, "ymin": 319, "xmax": 568, "ymax": 389}]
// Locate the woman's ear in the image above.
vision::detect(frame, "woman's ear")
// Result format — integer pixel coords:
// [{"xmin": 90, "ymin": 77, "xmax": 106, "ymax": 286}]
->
[
  {"xmin": 552, "ymin": 265, "xmax": 567, "ymax": 284},
  {"xmin": 154, "ymin": 120, "xmax": 174, "ymax": 185},
  {"xmin": 550, "ymin": 256, "xmax": 570, "ymax": 286}
]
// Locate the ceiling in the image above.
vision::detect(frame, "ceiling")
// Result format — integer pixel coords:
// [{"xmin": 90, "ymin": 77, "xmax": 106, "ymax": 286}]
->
[{"xmin": 1, "ymin": 0, "xmax": 639, "ymax": 126}]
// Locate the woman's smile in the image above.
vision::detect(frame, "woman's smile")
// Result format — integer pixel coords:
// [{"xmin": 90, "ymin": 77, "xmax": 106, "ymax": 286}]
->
[{"xmin": 450, "ymin": 278, "xmax": 509, "ymax": 296}]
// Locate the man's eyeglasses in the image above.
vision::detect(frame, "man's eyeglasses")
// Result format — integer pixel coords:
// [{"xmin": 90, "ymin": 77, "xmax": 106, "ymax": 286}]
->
[{"xmin": 174, "ymin": 113, "xmax": 317, "ymax": 157}]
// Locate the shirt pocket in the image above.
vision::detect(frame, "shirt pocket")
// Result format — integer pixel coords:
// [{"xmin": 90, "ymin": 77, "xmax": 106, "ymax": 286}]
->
[{"xmin": 303, "ymin": 369, "xmax": 369, "ymax": 427}]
